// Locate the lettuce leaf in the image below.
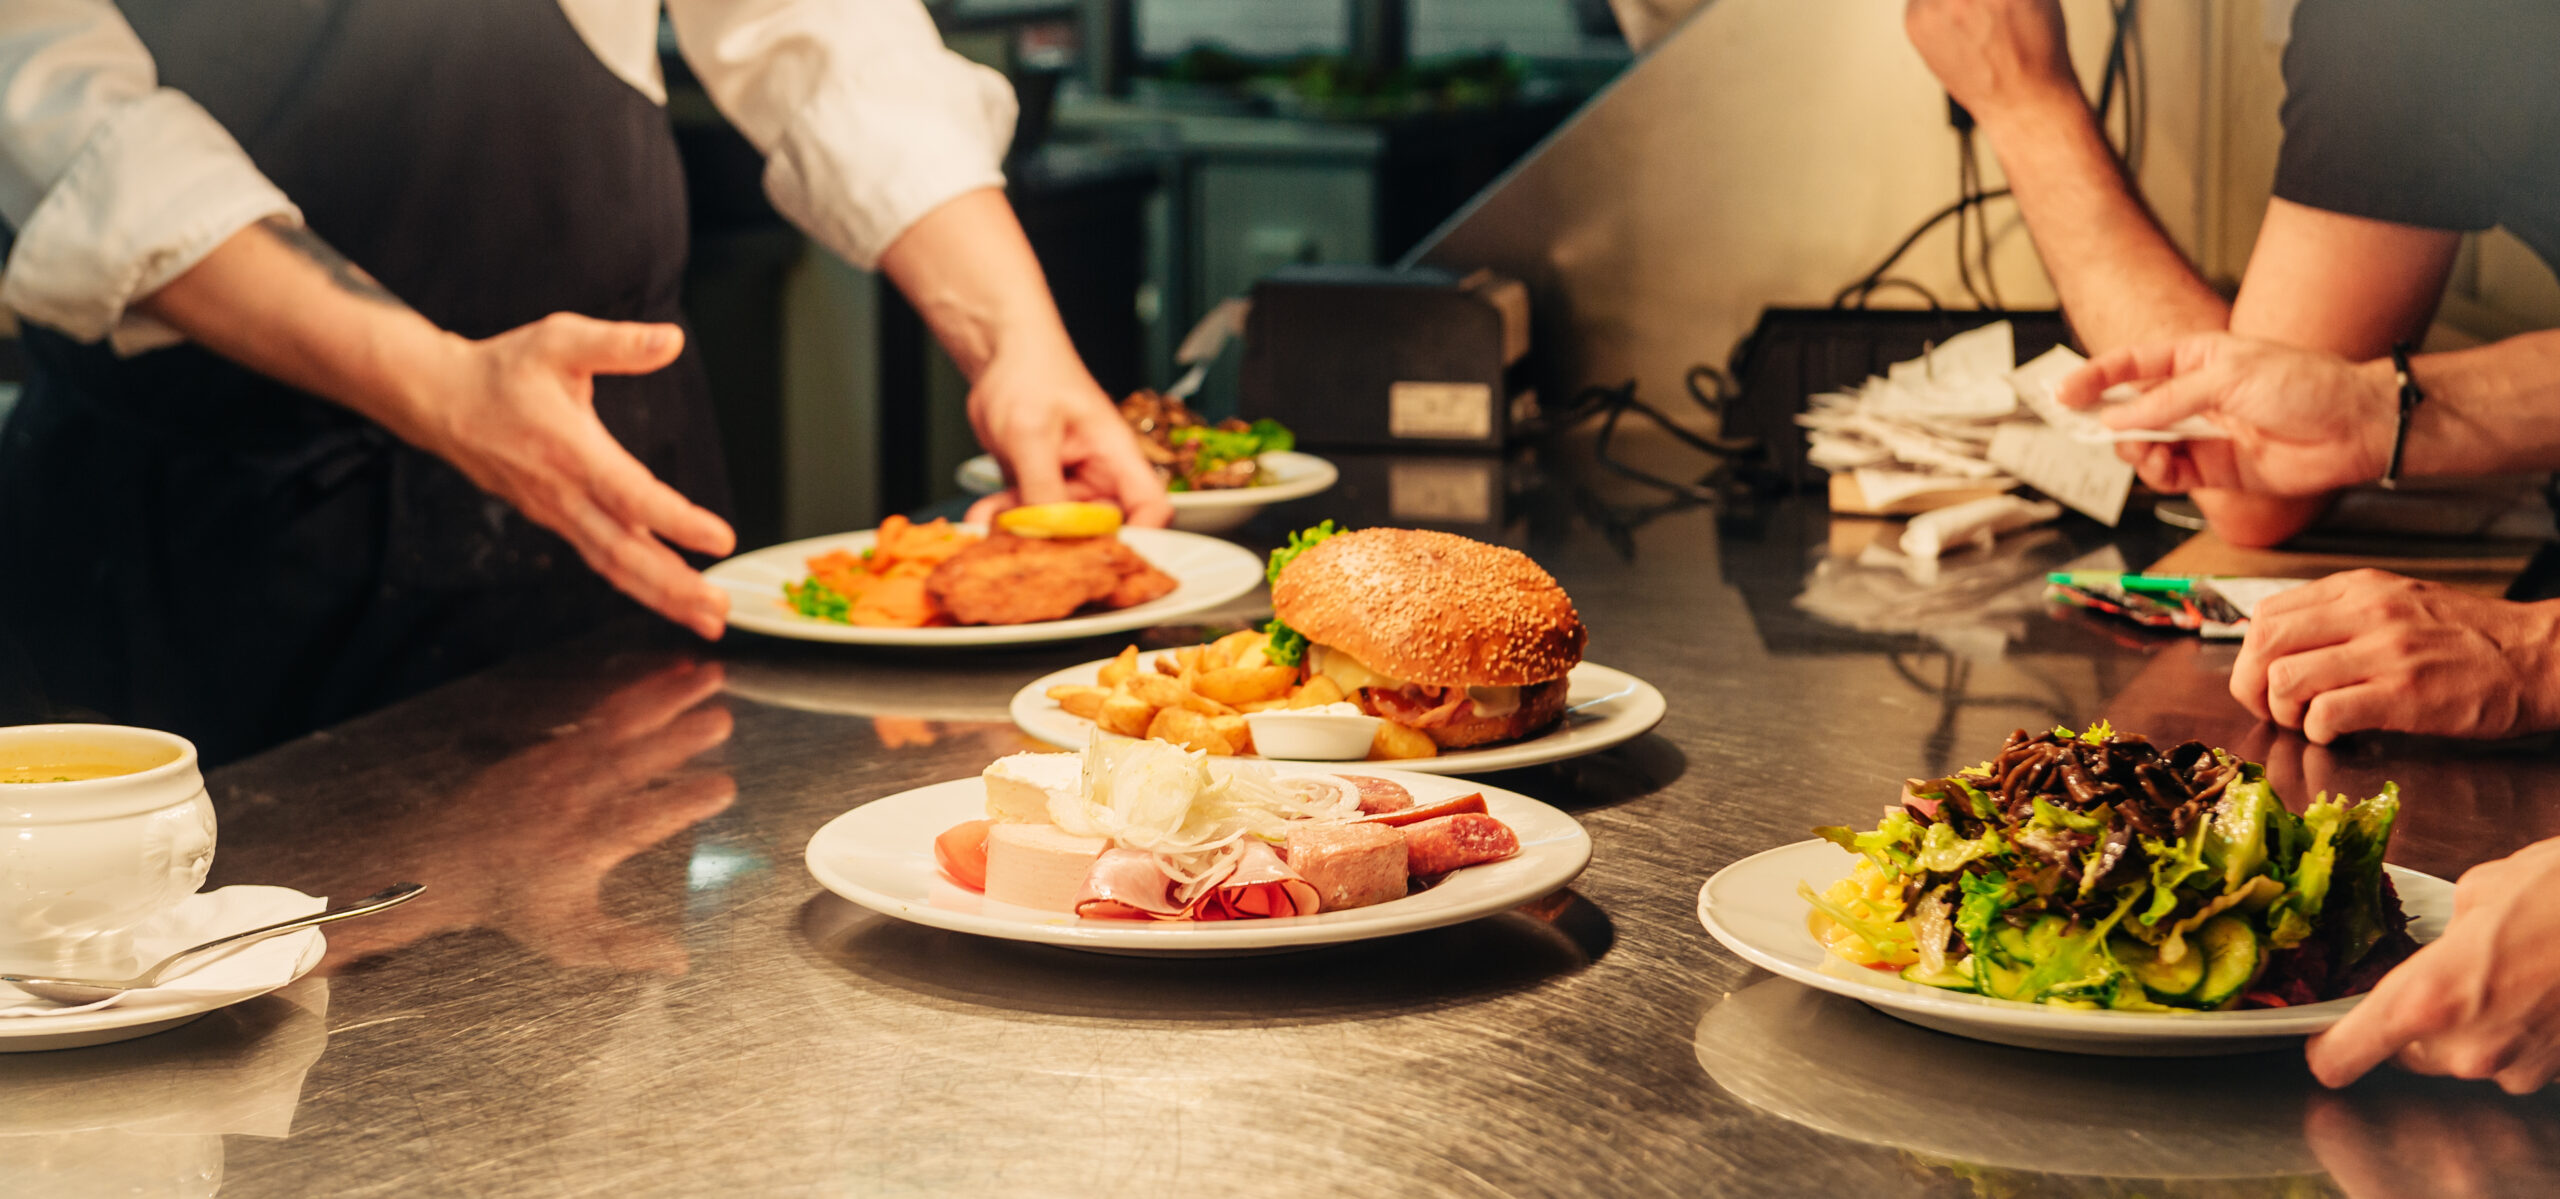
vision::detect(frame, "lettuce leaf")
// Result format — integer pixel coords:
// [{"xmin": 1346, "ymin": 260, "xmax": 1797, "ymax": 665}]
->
[
  {"xmin": 2271, "ymin": 798, "xmax": 2347, "ymax": 948},
  {"xmin": 1816, "ymin": 809, "xmax": 1925, "ymax": 873},
  {"xmin": 1259, "ymin": 521, "xmax": 1342, "ymax": 666},
  {"xmin": 2138, "ymin": 819, "xmax": 2213, "ymax": 926},
  {"xmin": 1261, "ymin": 617, "xmax": 1309, "ymax": 667},
  {"xmin": 2204, "ymin": 777, "xmax": 2283, "ymax": 893},
  {"xmin": 2330, "ymin": 784, "xmax": 2403, "ymax": 967},
  {"xmin": 1914, "ymin": 822, "xmax": 2008, "ymax": 873},
  {"xmin": 1954, "ymin": 870, "xmax": 2026, "ymax": 950},
  {"xmin": 1264, "ymin": 520, "xmax": 1341, "ymax": 586}
]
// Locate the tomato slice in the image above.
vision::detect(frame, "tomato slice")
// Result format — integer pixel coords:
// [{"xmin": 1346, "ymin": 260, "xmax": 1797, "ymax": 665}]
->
[{"xmin": 933, "ymin": 819, "xmax": 992, "ymax": 891}]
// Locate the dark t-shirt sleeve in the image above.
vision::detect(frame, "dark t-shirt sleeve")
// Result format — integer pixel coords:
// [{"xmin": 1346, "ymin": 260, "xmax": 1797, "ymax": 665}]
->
[{"xmin": 2273, "ymin": 0, "xmax": 2496, "ymax": 231}]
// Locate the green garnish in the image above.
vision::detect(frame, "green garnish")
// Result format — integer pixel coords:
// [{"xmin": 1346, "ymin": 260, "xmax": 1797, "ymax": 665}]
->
[
  {"xmin": 1258, "ymin": 521, "xmax": 1342, "ymax": 667},
  {"xmin": 784, "ymin": 579, "xmax": 851, "ymax": 623},
  {"xmin": 1169, "ymin": 418, "xmax": 1296, "ymax": 473},
  {"xmin": 1264, "ymin": 520, "xmax": 1341, "ymax": 586}
]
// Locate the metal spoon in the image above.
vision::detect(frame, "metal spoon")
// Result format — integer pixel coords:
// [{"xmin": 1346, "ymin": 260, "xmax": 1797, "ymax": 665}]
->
[{"xmin": 1, "ymin": 882, "xmax": 425, "ymax": 1005}]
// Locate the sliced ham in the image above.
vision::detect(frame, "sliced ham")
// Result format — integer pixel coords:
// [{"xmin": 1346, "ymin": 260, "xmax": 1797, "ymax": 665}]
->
[
  {"xmin": 1403, "ymin": 813, "xmax": 1521, "ymax": 876},
  {"xmin": 1335, "ymin": 774, "xmax": 1414, "ymax": 815},
  {"xmin": 1072, "ymin": 842, "xmax": 1320, "ymax": 921},
  {"xmin": 1195, "ymin": 841, "xmax": 1321, "ymax": 920},
  {"xmin": 1072, "ymin": 848, "xmax": 1193, "ymax": 920}
]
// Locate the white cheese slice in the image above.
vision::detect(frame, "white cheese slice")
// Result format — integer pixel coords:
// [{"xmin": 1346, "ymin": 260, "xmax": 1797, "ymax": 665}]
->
[
  {"xmin": 1310, "ymin": 644, "xmax": 1403, "ymax": 695},
  {"xmin": 983, "ymin": 752, "xmax": 1080, "ymax": 823},
  {"xmin": 983, "ymin": 822, "xmax": 1109, "ymax": 912},
  {"xmin": 1312, "ymin": 643, "xmax": 1522, "ymax": 717}
]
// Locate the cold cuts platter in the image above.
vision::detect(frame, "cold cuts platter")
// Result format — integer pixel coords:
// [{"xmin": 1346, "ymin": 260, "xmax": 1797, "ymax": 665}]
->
[{"xmin": 805, "ymin": 760, "xmax": 1592, "ymax": 954}]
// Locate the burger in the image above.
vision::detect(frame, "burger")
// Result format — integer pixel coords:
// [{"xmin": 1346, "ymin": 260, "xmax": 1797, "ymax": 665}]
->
[{"xmin": 1264, "ymin": 525, "xmax": 1586, "ymax": 749}]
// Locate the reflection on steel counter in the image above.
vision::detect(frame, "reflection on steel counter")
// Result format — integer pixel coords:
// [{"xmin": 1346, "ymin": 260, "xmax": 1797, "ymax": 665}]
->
[
  {"xmin": 209, "ymin": 656, "xmax": 738, "ymax": 977},
  {"xmin": 0, "ymin": 979, "xmax": 330, "ymax": 1196}
]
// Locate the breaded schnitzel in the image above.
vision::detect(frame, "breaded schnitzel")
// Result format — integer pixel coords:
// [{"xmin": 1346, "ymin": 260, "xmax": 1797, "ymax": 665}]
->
[{"xmin": 925, "ymin": 532, "xmax": 1177, "ymax": 625}]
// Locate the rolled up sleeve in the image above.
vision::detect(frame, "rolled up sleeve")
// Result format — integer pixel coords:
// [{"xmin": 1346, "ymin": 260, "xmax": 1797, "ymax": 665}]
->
[
  {"xmin": 0, "ymin": 1, "xmax": 298, "ymax": 350},
  {"xmin": 668, "ymin": 0, "xmax": 1016, "ymax": 269}
]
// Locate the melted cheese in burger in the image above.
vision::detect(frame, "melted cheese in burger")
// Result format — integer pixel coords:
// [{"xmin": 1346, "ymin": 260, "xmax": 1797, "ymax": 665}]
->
[{"xmin": 1308, "ymin": 644, "xmax": 1521, "ymax": 718}]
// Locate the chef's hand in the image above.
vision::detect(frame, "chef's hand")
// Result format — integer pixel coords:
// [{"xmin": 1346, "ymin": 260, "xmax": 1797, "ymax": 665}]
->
[
  {"xmin": 1903, "ymin": 0, "xmax": 2081, "ymax": 123},
  {"xmin": 2231, "ymin": 569, "xmax": 2560, "ymax": 744},
  {"xmin": 2309, "ymin": 837, "xmax": 2560, "ymax": 1094},
  {"xmin": 132, "ymin": 220, "xmax": 737, "ymax": 638},
  {"xmin": 2058, "ymin": 333, "xmax": 2396, "ymax": 497},
  {"xmin": 962, "ymin": 339, "xmax": 1172, "ymax": 528},
  {"xmin": 408, "ymin": 314, "xmax": 736, "ymax": 638}
]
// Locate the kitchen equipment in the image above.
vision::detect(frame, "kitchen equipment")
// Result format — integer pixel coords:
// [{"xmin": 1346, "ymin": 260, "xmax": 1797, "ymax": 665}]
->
[{"xmin": 1240, "ymin": 264, "xmax": 1532, "ymax": 451}]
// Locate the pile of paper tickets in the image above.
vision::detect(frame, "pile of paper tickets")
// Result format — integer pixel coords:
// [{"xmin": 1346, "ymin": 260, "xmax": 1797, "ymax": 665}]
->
[{"xmin": 1795, "ymin": 321, "xmax": 2225, "ymax": 557}]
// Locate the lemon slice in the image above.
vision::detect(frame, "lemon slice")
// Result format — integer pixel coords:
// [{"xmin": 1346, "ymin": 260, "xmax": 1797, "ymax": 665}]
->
[{"xmin": 996, "ymin": 501, "xmax": 1122, "ymax": 539}]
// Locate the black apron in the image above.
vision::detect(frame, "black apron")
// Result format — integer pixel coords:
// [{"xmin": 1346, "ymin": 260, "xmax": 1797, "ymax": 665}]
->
[{"xmin": 0, "ymin": 0, "xmax": 731, "ymax": 764}]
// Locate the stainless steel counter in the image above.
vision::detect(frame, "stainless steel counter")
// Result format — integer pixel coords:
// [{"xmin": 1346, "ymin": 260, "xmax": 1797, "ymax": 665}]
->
[{"xmin": 20, "ymin": 435, "xmax": 2560, "ymax": 1198}]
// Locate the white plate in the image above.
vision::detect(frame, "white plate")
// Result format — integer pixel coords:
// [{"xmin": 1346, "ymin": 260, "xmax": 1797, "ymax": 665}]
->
[
  {"xmin": 1010, "ymin": 656, "xmax": 1667, "ymax": 776},
  {"xmin": 1697, "ymin": 839, "xmax": 2453, "ymax": 1056},
  {"xmin": 803, "ymin": 765, "xmax": 1591, "ymax": 953},
  {"xmin": 707, "ymin": 525, "xmax": 1264, "ymax": 647},
  {"xmin": 956, "ymin": 451, "xmax": 1338, "ymax": 534},
  {"xmin": 0, "ymin": 931, "xmax": 324, "ymax": 1053}
]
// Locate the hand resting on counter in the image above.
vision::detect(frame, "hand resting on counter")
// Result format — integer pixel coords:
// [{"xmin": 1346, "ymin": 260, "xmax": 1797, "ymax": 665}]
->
[{"xmin": 2231, "ymin": 570, "xmax": 2560, "ymax": 745}]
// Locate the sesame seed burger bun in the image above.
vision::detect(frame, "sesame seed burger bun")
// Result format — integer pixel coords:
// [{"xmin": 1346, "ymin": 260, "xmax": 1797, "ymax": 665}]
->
[{"xmin": 1269, "ymin": 528, "xmax": 1586, "ymax": 689}]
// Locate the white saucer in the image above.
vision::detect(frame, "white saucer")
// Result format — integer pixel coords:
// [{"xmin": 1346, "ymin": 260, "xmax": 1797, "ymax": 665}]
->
[
  {"xmin": 1010, "ymin": 655, "xmax": 1666, "ymax": 775},
  {"xmin": 0, "ymin": 936, "xmax": 324, "ymax": 1053},
  {"xmin": 804, "ymin": 765, "xmax": 1591, "ymax": 954},
  {"xmin": 1, "ymin": 886, "xmax": 330, "ymax": 1053}
]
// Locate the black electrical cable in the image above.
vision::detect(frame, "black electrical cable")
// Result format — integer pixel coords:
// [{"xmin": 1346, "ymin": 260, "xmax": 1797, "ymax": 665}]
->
[{"xmin": 1830, "ymin": 191, "xmax": 2007, "ymax": 309}]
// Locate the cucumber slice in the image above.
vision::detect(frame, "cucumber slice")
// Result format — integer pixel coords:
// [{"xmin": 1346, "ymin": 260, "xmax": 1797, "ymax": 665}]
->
[
  {"xmin": 1973, "ymin": 953, "xmax": 2034, "ymax": 1002},
  {"xmin": 1902, "ymin": 959, "xmax": 1980, "ymax": 993},
  {"xmin": 2115, "ymin": 936, "xmax": 2205, "ymax": 1002},
  {"xmin": 2193, "ymin": 916, "xmax": 2262, "ymax": 1009},
  {"xmin": 1987, "ymin": 923, "xmax": 2035, "ymax": 966}
]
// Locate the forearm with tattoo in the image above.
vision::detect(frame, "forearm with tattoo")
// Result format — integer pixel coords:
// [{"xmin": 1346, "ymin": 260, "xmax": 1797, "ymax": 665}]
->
[{"xmin": 257, "ymin": 216, "xmax": 411, "ymax": 311}]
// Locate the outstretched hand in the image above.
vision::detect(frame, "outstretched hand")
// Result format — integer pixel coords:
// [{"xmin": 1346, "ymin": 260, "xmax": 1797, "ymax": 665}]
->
[
  {"xmin": 2057, "ymin": 333, "xmax": 2398, "ymax": 496},
  {"xmin": 408, "ymin": 313, "xmax": 737, "ymax": 638},
  {"xmin": 963, "ymin": 340, "xmax": 1172, "ymax": 528}
]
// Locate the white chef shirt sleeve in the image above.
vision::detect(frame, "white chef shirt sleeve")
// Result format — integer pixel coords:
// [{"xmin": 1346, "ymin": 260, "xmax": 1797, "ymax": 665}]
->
[
  {"xmin": 667, "ymin": 0, "xmax": 1017, "ymax": 270},
  {"xmin": 0, "ymin": 0, "xmax": 301, "ymax": 351}
]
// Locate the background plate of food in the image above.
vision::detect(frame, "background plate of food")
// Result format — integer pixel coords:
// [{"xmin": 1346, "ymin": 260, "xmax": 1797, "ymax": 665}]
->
[
  {"xmin": 956, "ymin": 451, "xmax": 1338, "ymax": 534},
  {"xmin": 707, "ymin": 509, "xmax": 1263, "ymax": 646},
  {"xmin": 1698, "ymin": 726, "xmax": 2454, "ymax": 1056},
  {"xmin": 957, "ymin": 392, "xmax": 1338, "ymax": 533},
  {"xmin": 1010, "ymin": 654, "xmax": 1663, "ymax": 775},
  {"xmin": 803, "ymin": 749, "xmax": 1591, "ymax": 954},
  {"xmin": 1005, "ymin": 523, "xmax": 1664, "ymax": 773}
]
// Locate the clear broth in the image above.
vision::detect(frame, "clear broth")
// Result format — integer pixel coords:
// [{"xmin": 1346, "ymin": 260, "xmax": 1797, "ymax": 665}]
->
[{"xmin": 0, "ymin": 762, "xmax": 142, "ymax": 784}]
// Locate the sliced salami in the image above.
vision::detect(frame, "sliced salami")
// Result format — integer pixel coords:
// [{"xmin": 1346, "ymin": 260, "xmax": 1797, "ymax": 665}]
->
[
  {"xmin": 1333, "ymin": 774, "xmax": 1414, "ymax": 815},
  {"xmin": 1401, "ymin": 813, "xmax": 1521, "ymax": 876}
]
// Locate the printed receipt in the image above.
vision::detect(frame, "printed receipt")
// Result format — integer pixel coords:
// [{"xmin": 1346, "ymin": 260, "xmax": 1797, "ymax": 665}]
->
[{"xmin": 1987, "ymin": 422, "xmax": 2136, "ymax": 527}]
